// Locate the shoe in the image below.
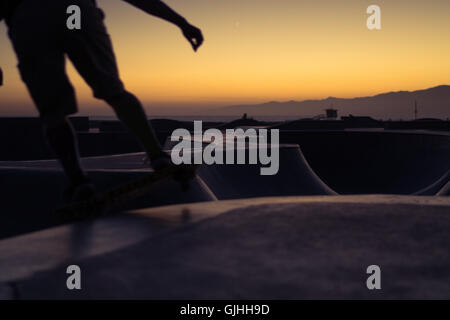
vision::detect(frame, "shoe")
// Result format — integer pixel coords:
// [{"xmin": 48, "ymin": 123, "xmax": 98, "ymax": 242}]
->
[{"xmin": 63, "ymin": 179, "xmax": 96, "ymax": 203}]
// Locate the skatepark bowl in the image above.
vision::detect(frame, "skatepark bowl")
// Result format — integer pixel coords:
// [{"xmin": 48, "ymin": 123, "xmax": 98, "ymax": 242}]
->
[
  {"xmin": 0, "ymin": 129, "xmax": 449, "ymax": 299},
  {"xmin": 276, "ymin": 130, "xmax": 450, "ymax": 195}
]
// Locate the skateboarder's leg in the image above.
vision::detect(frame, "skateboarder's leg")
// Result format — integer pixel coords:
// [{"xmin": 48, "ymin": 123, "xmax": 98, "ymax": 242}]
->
[
  {"xmin": 7, "ymin": 0, "xmax": 89, "ymax": 187},
  {"xmin": 42, "ymin": 116, "xmax": 88, "ymax": 186},
  {"xmin": 64, "ymin": 2, "xmax": 165, "ymax": 160},
  {"xmin": 105, "ymin": 91, "xmax": 163, "ymax": 158},
  {"xmin": 42, "ymin": 115, "xmax": 96, "ymax": 202}
]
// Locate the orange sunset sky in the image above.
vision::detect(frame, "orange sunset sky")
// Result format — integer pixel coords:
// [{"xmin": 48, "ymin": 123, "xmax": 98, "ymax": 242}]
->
[{"xmin": 1, "ymin": 0, "xmax": 450, "ymax": 116}]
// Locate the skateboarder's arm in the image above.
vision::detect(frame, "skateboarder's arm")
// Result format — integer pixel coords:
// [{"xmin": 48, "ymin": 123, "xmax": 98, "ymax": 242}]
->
[
  {"xmin": 123, "ymin": 0, "xmax": 204, "ymax": 51},
  {"xmin": 124, "ymin": 0, "xmax": 188, "ymax": 29}
]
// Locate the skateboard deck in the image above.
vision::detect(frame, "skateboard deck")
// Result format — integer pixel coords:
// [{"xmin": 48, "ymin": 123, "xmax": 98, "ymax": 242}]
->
[{"xmin": 56, "ymin": 164, "xmax": 197, "ymax": 220}]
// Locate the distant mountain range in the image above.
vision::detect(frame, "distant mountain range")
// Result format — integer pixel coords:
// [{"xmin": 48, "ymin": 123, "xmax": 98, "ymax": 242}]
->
[{"xmin": 214, "ymin": 85, "xmax": 450, "ymax": 120}]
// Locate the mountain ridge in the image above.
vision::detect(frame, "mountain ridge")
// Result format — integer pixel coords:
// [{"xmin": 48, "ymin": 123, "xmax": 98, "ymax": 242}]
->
[{"xmin": 215, "ymin": 85, "xmax": 450, "ymax": 120}]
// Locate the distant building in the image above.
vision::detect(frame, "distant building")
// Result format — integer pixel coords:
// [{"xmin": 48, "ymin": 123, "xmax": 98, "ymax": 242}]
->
[{"xmin": 325, "ymin": 108, "xmax": 338, "ymax": 119}]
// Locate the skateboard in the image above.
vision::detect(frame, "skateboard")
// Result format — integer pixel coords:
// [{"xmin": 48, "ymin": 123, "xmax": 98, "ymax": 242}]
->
[{"xmin": 56, "ymin": 163, "xmax": 197, "ymax": 221}]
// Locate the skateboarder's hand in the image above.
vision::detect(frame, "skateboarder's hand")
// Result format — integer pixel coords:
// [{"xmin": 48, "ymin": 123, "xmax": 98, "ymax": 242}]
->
[{"xmin": 182, "ymin": 24, "xmax": 204, "ymax": 51}]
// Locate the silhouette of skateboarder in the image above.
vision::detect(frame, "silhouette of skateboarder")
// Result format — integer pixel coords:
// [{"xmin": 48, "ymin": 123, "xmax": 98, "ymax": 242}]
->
[{"xmin": 1, "ymin": 0, "xmax": 203, "ymax": 202}]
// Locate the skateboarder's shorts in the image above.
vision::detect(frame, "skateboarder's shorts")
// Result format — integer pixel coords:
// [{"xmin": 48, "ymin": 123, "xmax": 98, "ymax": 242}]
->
[{"xmin": 7, "ymin": 0, "xmax": 125, "ymax": 118}]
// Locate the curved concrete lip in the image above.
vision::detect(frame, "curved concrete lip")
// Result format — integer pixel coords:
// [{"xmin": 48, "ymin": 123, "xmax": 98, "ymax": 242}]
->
[
  {"xmin": 0, "ymin": 152, "xmax": 149, "ymax": 170},
  {"xmin": 1, "ymin": 194, "xmax": 450, "ymax": 300},
  {"xmin": 127, "ymin": 194, "xmax": 450, "ymax": 224}
]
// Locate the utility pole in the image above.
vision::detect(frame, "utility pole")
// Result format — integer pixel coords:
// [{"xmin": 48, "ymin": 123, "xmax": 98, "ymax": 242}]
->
[{"xmin": 414, "ymin": 100, "xmax": 418, "ymax": 120}]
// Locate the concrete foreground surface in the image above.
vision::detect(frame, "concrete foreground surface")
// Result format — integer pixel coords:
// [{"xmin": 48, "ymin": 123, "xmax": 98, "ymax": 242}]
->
[{"xmin": 1, "ymin": 195, "xmax": 450, "ymax": 300}]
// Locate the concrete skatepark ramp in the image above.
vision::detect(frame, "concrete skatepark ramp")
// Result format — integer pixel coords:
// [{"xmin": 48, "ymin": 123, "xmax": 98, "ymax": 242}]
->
[
  {"xmin": 1, "ymin": 195, "xmax": 450, "ymax": 299},
  {"xmin": 0, "ymin": 130, "xmax": 449, "ymax": 299},
  {"xmin": 437, "ymin": 181, "xmax": 450, "ymax": 196},
  {"xmin": 1, "ymin": 139, "xmax": 447, "ymax": 240},
  {"xmin": 0, "ymin": 155, "xmax": 216, "ymax": 239},
  {"xmin": 198, "ymin": 145, "xmax": 337, "ymax": 199},
  {"xmin": 414, "ymin": 170, "xmax": 450, "ymax": 196},
  {"xmin": 277, "ymin": 130, "xmax": 450, "ymax": 195}
]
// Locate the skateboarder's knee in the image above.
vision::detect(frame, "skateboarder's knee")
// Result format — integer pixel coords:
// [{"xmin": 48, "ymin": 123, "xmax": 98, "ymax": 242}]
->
[
  {"xmin": 104, "ymin": 91, "xmax": 126, "ymax": 105},
  {"xmin": 105, "ymin": 90, "xmax": 142, "ymax": 112},
  {"xmin": 105, "ymin": 90, "xmax": 131, "ymax": 102}
]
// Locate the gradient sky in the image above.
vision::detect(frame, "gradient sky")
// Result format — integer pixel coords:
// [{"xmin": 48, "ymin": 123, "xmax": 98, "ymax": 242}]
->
[{"xmin": 1, "ymin": 0, "xmax": 450, "ymax": 116}]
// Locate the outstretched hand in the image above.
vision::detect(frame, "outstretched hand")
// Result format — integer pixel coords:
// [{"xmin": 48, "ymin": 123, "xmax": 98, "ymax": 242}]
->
[{"xmin": 181, "ymin": 24, "xmax": 204, "ymax": 52}]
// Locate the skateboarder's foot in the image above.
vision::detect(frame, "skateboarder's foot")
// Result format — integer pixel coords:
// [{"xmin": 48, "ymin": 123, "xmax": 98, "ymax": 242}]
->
[
  {"xmin": 149, "ymin": 152, "xmax": 173, "ymax": 172},
  {"xmin": 63, "ymin": 179, "xmax": 96, "ymax": 204}
]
